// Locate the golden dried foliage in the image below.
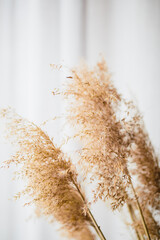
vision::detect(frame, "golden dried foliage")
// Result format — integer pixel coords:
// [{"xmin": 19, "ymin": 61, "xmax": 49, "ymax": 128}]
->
[
  {"xmin": 63, "ymin": 59, "xmax": 160, "ymax": 239},
  {"xmin": 0, "ymin": 108, "xmax": 95, "ymax": 240},
  {"xmin": 125, "ymin": 105, "xmax": 160, "ymax": 238},
  {"xmin": 63, "ymin": 59, "xmax": 131, "ymax": 209}
]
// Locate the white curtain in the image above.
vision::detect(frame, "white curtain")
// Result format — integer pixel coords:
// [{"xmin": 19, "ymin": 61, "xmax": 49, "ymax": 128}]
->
[{"xmin": 0, "ymin": 1, "xmax": 160, "ymax": 239}]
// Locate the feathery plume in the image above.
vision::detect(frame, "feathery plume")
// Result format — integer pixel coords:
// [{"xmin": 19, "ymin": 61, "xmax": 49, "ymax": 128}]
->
[
  {"xmin": 125, "ymin": 104, "xmax": 160, "ymax": 239},
  {"xmin": 0, "ymin": 108, "xmax": 95, "ymax": 240},
  {"xmin": 63, "ymin": 59, "xmax": 131, "ymax": 209},
  {"xmin": 62, "ymin": 59, "xmax": 160, "ymax": 239}
]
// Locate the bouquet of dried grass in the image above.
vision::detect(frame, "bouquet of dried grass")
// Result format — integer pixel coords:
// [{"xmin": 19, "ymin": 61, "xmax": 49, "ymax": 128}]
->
[{"xmin": 1, "ymin": 59, "xmax": 160, "ymax": 240}]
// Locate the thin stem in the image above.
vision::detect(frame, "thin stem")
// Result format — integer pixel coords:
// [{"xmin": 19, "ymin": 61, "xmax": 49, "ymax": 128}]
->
[
  {"xmin": 70, "ymin": 175, "xmax": 107, "ymax": 240},
  {"xmin": 127, "ymin": 203, "xmax": 143, "ymax": 240},
  {"xmin": 87, "ymin": 208, "xmax": 107, "ymax": 240},
  {"xmin": 130, "ymin": 179, "xmax": 151, "ymax": 240}
]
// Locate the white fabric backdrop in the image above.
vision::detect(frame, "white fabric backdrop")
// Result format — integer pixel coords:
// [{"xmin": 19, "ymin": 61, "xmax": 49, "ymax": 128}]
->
[{"xmin": 0, "ymin": 1, "xmax": 160, "ymax": 239}]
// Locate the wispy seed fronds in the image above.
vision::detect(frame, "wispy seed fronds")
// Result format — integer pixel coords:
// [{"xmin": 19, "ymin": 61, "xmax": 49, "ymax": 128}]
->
[
  {"xmin": 62, "ymin": 59, "xmax": 160, "ymax": 238},
  {"xmin": 63, "ymin": 59, "xmax": 131, "ymax": 209},
  {"xmin": 1, "ymin": 108, "xmax": 95, "ymax": 240},
  {"xmin": 125, "ymin": 104, "xmax": 160, "ymax": 238}
]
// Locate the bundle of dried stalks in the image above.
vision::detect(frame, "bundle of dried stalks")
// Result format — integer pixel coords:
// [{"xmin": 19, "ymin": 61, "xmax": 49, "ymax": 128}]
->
[
  {"xmin": 1, "ymin": 59, "xmax": 159, "ymax": 240},
  {"xmin": 0, "ymin": 108, "xmax": 95, "ymax": 240},
  {"xmin": 63, "ymin": 59, "xmax": 160, "ymax": 239}
]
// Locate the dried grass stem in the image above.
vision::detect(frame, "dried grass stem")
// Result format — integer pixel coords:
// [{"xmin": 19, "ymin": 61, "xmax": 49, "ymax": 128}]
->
[
  {"xmin": 127, "ymin": 203, "xmax": 143, "ymax": 240},
  {"xmin": 70, "ymin": 175, "xmax": 107, "ymax": 240},
  {"xmin": 130, "ymin": 180, "xmax": 151, "ymax": 240}
]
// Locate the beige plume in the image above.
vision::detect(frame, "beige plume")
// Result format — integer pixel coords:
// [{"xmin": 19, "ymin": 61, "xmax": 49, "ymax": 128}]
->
[
  {"xmin": 63, "ymin": 59, "xmax": 131, "ymax": 209},
  {"xmin": 63, "ymin": 59, "xmax": 160, "ymax": 239},
  {"xmin": 0, "ymin": 108, "xmax": 95, "ymax": 240}
]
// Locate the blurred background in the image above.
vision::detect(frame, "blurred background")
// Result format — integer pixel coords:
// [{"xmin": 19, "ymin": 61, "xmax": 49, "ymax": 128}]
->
[{"xmin": 0, "ymin": 0, "xmax": 160, "ymax": 239}]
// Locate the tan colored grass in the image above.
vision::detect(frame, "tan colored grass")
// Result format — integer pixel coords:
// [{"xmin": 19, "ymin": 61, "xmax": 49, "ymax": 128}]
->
[
  {"xmin": 0, "ymin": 108, "xmax": 95, "ymax": 240},
  {"xmin": 63, "ymin": 59, "xmax": 160, "ymax": 239},
  {"xmin": 63, "ymin": 59, "xmax": 131, "ymax": 209},
  {"xmin": 125, "ymin": 103, "xmax": 160, "ymax": 238}
]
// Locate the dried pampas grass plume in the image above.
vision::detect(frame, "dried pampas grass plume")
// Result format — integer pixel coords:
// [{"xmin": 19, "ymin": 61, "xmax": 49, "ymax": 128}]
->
[
  {"xmin": 126, "ymin": 104, "xmax": 160, "ymax": 239},
  {"xmin": 0, "ymin": 108, "xmax": 95, "ymax": 240},
  {"xmin": 63, "ymin": 59, "xmax": 131, "ymax": 209},
  {"xmin": 62, "ymin": 59, "xmax": 160, "ymax": 240}
]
